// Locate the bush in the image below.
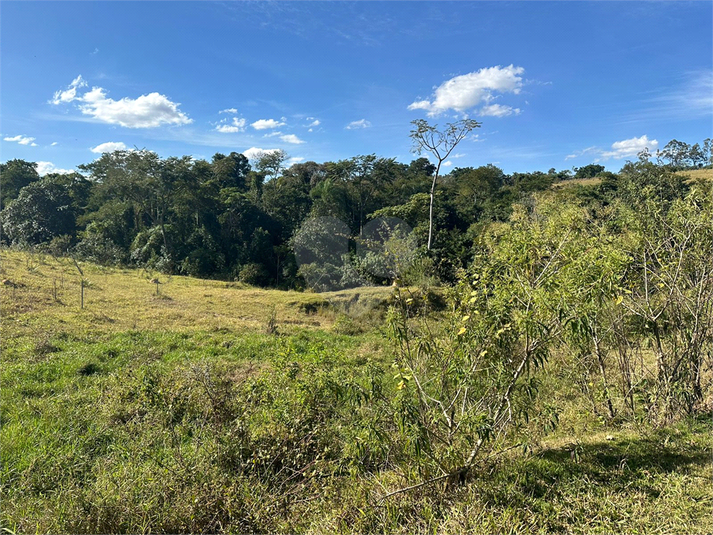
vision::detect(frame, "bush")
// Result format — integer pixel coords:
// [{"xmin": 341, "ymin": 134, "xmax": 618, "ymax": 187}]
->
[{"xmin": 238, "ymin": 262, "xmax": 269, "ymax": 286}]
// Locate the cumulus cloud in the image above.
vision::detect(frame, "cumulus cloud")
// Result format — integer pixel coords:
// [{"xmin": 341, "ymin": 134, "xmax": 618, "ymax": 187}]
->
[
  {"xmin": 90, "ymin": 141, "xmax": 128, "ymax": 153},
  {"xmin": 287, "ymin": 157, "xmax": 305, "ymax": 166},
  {"xmin": 242, "ymin": 147, "xmax": 282, "ymax": 160},
  {"xmin": 565, "ymin": 135, "xmax": 659, "ymax": 162},
  {"xmin": 215, "ymin": 117, "xmax": 247, "ymax": 133},
  {"xmin": 345, "ymin": 119, "xmax": 371, "ymax": 130},
  {"xmin": 79, "ymin": 88, "xmax": 192, "ymax": 128},
  {"xmin": 50, "ymin": 75, "xmax": 87, "ymax": 105},
  {"xmin": 4, "ymin": 135, "xmax": 37, "ymax": 146},
  {"xmin": 251, "ymin": 118, "xmax": 286, "ymax": 130},
  {"xmin": 36, "ymin": 161, "xmax": 75, "ymax": 176},
  {"xmin": 51, "ymin": 142, "xmax": 59, "ymax": 146},
  {"xmin": 219, "ymin": 108, "xmax": 239, "ymax": 114},
  {"xmin": 408, "ymin": 65, "xmax": 525, "ymax": 116},
  {"xmin": 601, "ymin": 135, "xmax": 658, "ymax": 160},
  {"xmin": 50, "ymin": 76, "xmax": 192, "ymax": 128},
  {"xmin": 280, "ymin": 134, "xmax": 305, "ymax": 144},
  {"xmin": 443, "ymin": 161, "xmax": 453, "ymax": 167},
  {"xmin": 480, "ymin": 103, "xmax": 521, "ymax": 117}
]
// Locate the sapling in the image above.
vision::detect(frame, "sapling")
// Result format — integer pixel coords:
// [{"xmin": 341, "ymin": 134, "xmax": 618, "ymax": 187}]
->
[{"xmin": 72, "ymin": 257, "xmax": 85, "ymax": 309}]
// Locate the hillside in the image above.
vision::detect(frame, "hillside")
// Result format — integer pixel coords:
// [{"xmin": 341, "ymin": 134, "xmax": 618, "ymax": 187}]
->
[
  {"xmin": 550, "ymin": 167, "xmax": 712, "ymax": 191},
  {"xmin": 679, "ymin": 167, "xmax": 713, "ymax": 181},
  {"xmin": 1, "ymin": 249, "xmax": 343, "ymax": 338},
  {"xmin": 2, "ymin": 249, "xmax": 711, "ymax": 534}
]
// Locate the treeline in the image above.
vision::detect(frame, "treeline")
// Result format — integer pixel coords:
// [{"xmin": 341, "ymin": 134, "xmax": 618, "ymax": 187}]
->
[{"xmin": 0, "ymin": 137, "xmax": 710, "ymax": 288}]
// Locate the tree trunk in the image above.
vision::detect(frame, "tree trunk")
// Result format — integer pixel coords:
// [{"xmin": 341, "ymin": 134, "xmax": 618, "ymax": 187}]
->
[
  {"xmin": 427, "ymin": 167, "xmax": 440, "ymax": 251},
  {"xmin": 593, "ymin": 334, "xmax": 616, "ymax": 420}
]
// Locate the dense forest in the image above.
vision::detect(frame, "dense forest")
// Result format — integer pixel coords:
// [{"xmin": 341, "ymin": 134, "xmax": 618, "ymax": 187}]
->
[{"xmin": 1, "ymin": 130, "xmax": 710, "ymax": 289}]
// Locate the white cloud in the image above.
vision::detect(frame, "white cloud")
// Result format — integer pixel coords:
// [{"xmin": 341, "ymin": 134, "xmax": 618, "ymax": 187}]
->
[
  {"xmin": 480, "ymin": 104, "xmax": 521, "ymax": 117},
  {"xmin": 308, "ymin": 119, "xmax": 320, "ymax": 127},
  {"xmin": 50, "ymin": 76, "xmax": 192, "ymax": 128},
  {"xmin": 79, "ymin": 88, "xmax": 192, "ymax": 128},
  {"xmin": 287, "ymin": 157, "xmax": 305, "ymax": 166},
  {"xmin": 50, "ymin": 75, "xmax": 87, "ymax": 105},
  {"xmin": 51, "ymin": 142, "xmax": 59, "ymax": 146},
  {"xmin": 443, "ymin": 161, "xmax": 453, "ymax": 167},
  {"xmin": 565, "ymin": 136, "xmax": 659, "ymax": 162},
  {"xmin": 345, "ymin": 119, "xmax": 371, "ymax": 130},
  {"xmin": 219, "ymin": 108, "xmax": 238, "ymax": 114},
  {"xmin": 280, "ymin": 134, "xmax": 305, "ymax": 144},
  {"xmin": 453, "ymin": 153, "xmax": 466, "ymax": 158},
  {"xmin": 251, "ymin": 118, "xmax": 286, "ymax": 130},
  {"xmin": 407, "ymin": 100, "xmax": 431, "ymax": 111},
  {"xmin": 36, "ymin": 161, "xmax": 74, "ymax": 176},
  {"xmin": 90, "ymin": 141, "xmax": 128, "ymax": 153},
  {"xmin": 242, "ymin": 147, "xmax": 281, "ymax": 160},
  {"xmin": 215, "ymin": 117, "xmax": 247, "ymax": 133},
  {"xmin": 4, "ymin": 135, "xmax": 36, "ymax": 146},
  {"xmin": 601, "ymin": 135, "xmax": 658, "ymax": 160},
  {"xmin": 408, "ymin": 65, "xmax": 525, "ymax": 116},
  {"xmin": 565, "ymin": 146, "xmax": 600, "ymax": 161},
  {"xmin": 263, "ymin": 131, "xmax": 283, "ymax": 138}
]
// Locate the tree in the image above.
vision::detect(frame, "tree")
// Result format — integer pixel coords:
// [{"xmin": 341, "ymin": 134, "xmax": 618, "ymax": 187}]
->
[
  {"xmin": 1, "ymin": 179, "xmax": 76, "ymax": 245},
  {"xmin": 619, "ymin": 184, "xmax": 713, "ymax": 419},
  {"xmin": 211, "ymin": 152, "xmax": 251, "ymax": 190},
  {"xmin": 574, "ymin": 164, "xmax": 605, "ymax": 179},
  {"xmin": 256, "ymin": 149, "xmax": 288, "ymax": 181},
  {"xmin": 0, "ymin": 159, "xmax": 40, "ymax": 210},
  {"xmin": 409, "ymin": 119, "xmax": 480, "ymax": 250},
  {"xmin": 657, "ymin": 139, "xmax": 691, "ymax": 168}
]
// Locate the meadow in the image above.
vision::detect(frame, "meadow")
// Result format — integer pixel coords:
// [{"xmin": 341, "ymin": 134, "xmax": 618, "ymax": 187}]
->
[{"xmin": 1, "ymin": 248, "xmax": 710, "ymax": 534}]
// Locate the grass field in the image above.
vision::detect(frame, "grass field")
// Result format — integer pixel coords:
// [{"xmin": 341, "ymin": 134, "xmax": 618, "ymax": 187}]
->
[
  {"xmin": 551, "ymin": 177, "xmax": 602, "ymax": 188},
  {"xmin": 679, "ymin": 167, "xmax": 713, "ymax": 182},
  {"xmin": 2, "ymin": 249, "xmax": 711, "ymax": 534},
  {"xmin": 550, "ymin": 168, "xmax": 713, "ymax": 191}
]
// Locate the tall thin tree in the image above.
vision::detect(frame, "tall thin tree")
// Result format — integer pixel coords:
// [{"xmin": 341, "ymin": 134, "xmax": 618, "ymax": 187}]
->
[{"xmin": 409, "ymin": 119, "xmax": 480, "ymax": 250}]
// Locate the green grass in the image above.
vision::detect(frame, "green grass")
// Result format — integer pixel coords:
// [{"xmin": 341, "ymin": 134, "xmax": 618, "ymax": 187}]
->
[{"xmin": 2, "ymin": 249, "xmax": 711, "ymax": 534}]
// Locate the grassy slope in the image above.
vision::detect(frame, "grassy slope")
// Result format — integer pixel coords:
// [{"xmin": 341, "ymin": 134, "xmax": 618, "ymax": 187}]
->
[
  {"xmin": 551, "ymin": 168, "xmax": 713, "ymax": 191},
  {"xmin": 679, "ymin": 167, "xmax": 713, "ymax": 182},
  {"xmin": 2, "ymin": 250, "xmax": 711, "ymax": 534}
]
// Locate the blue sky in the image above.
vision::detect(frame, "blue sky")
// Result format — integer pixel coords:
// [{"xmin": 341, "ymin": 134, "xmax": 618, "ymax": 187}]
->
[{"xmin": 1, "ymin": 1, "xmax": 711, "ymax": 176}]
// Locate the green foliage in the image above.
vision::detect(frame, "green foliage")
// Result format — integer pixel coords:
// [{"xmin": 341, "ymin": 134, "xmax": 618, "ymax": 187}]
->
[
  {"xmin": 1, "ymin": 246, "xmax": 711, "ymax": 533},
  {"xmin": 0, "ymin": 159, "xmax": 40, "ymax": 210},
  {"xmin": 0, "ymin": 137, "xmax": 709, "ymax": 294},
  {"xmin": 238, "ymin": 262, "xmax": 269, "ymax": 286},
  {"xmin": 574, "ymin": 163, "xmax": 605, "ymax": 178},
  {"xmin": 1, "ymin": 178, "xmax": 77, "ymax": 245}
]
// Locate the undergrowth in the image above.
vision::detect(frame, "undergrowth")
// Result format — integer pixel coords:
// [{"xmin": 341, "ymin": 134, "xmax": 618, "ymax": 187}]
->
[{"xmin": 1, "ymin": 251, "xmax": 711, "ymax": 534}]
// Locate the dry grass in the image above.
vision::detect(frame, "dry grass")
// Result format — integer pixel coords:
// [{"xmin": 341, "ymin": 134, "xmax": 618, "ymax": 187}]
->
[
  {"xmin": 551, "ymin": 177, "xmax": 602, "ymax": 188},
  {"xmin": 551, "ymin": 168, "xmax": 712, "ymax": 190},
  {"xmin": 678, "ymin": 168, "xmax": 713, "ymax": 182},
  {"xmin": 0, "ymin": 249, "xmax": 394, "ymax": 342}
]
